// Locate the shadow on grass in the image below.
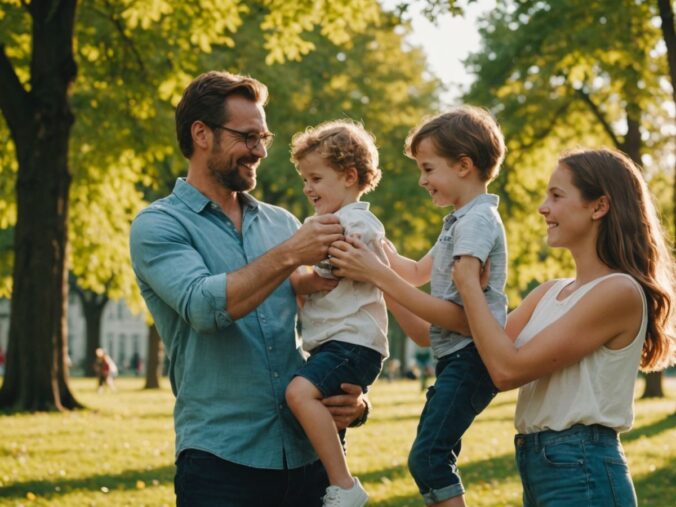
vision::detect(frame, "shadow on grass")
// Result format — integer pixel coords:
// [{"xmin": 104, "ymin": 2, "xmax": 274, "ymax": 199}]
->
[
  {"xmin": 360, "ymin": 451, "xmax": 517, "ymax": 487},
  {"xmin": 633, "ymin": 456, "xmax": 676, "ymax": 506},
  {"xmin": 0, "ymin": 464, "xmax": 175, "ymax": 500},
  {"xmin": 622, "ymin": 412, "xmax": 675, "ymax": 443}
]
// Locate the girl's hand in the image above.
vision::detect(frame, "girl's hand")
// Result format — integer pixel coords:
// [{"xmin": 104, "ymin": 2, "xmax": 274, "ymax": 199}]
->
[
  {"xmin": 328, "ymin": 236, "xmax": 388, "ymax": 283},
  {"xmin": 451, "ymin": 255, "xmax": 483, "ymax": 293}
]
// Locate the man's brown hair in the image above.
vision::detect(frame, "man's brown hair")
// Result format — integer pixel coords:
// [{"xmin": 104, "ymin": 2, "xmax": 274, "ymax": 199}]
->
[{"xmin": 175, "ymin": 71, "xmax": 268, "ymax": 158}]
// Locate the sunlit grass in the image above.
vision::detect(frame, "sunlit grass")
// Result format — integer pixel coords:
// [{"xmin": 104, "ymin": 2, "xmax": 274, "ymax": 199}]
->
[{"xmin": 0, "ymin": 376, "xmax": 673, "ymax": 506}]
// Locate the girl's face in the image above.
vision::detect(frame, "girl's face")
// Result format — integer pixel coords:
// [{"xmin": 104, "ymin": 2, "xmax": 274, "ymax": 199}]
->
[
  {"xmin": 414, "ymin": 138, "xmax": 463, "ymax": 208},
  {"xmin": 297, "ymin": 152, "xmax": 359, "ymax": 215},
  {"xmin": 539, "ymin": 163, "xmax": 596, "ymax": 248}
]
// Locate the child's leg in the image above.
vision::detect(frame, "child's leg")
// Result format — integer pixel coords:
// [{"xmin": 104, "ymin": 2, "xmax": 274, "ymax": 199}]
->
[
  {"xmin": 408, "ymin": 345, "xmax": 496, "ymax": 506},
  {"xmin": 286, "ymin": 376, "xmax": 354, "ymax": 489}
]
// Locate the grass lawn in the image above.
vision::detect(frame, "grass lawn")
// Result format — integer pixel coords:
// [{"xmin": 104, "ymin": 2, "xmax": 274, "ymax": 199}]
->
[{"xmin": 0, "ymin": 376, "xmax": 673, "ymax": 506}]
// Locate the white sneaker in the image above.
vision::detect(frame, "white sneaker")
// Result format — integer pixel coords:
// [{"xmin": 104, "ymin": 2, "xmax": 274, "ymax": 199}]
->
[{"xmin": 322, "ymin": 477, "xmax": 368, "ymax": 507}]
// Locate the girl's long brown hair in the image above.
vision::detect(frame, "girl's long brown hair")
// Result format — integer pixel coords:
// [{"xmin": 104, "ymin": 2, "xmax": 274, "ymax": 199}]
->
[{"xmin": 560, "ymin": 148, "xmax": 675, "ymax": 371}]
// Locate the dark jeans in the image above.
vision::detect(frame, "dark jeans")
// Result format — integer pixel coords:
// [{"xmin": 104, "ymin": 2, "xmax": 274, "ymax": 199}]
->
[
  {"xmin": 175, "ymin": 449, "xmax": 329, "ymax": 507},
  {"xmin": 408, "ymin": 343, "xmax": 497, "ymax": 505}
]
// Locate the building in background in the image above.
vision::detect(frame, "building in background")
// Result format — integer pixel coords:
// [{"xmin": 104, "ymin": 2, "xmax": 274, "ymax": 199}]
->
[{"xmin": 0, "ymin": 297, "xmax": 148, "ymax": 375}]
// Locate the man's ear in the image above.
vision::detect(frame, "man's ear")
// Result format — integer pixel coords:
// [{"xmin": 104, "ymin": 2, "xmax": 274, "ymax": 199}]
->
[
  {"xmin": 191, "ymin": 121, "xmax": 211, "ymax": 151},
  {"xmin": 592, "ymin": 195, "xmax": 610, "ymax": 220}
]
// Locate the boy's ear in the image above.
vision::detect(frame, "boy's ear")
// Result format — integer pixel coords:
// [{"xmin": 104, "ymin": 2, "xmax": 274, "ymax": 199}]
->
[
  {"xmin": 457, "ymin": 156, "xmax": 474, "ymax": 177},
  {"xmin": 344, "ymin": 166, "xmax": 359, "ymax": 187}
]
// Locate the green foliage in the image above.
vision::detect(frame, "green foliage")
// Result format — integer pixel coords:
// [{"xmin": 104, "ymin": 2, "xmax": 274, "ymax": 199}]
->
[
  {"xmin": 464, "ymin": 0, "xmax": 674, "ymax": 303},
  {"xmin": 0, "ymin": 377, "xmax": 673, "ymax": 505},
  {"xmin": 0, "ymin": 0, "xmax": 387, "ymax": 309}
]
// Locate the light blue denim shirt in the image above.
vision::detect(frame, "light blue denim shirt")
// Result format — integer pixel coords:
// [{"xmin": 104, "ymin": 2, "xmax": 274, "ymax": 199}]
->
[
  {"xmin": 130, "ymin": 178, "xmax": 316, "ymax": 469},
  {"xmin": 428, "ymin": 193, "xmax": 508, "ymax": 359}
]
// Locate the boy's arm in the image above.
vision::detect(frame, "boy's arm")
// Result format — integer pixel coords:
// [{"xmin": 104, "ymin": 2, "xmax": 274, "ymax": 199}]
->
[
  {"xmin": 329, "ymin": 236, "xmax": 470, "ymax": 335},
  {"xmin": 290, "ymin": 267, "xmax": 339, "ymax": 296},
  {"xmin": 383, "ymin": 240, "xmax": 432, "ymax": 287},
  {"xmin": 384, "ymin": 295, "xmax": 431, "ymax": 346}
]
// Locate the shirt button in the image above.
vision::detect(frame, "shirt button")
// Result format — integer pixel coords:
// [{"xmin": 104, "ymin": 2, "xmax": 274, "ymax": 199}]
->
[
  {"xmin": 268, "ymin": 346, "xmax": 273, "ymax": 351},
  {"xmin": 273, "ymin": 372, "xmax": 279, "ymax": 378},
  {"xmin": 279, "ymin": 404, "xmax": 284, "ymax": 410}
]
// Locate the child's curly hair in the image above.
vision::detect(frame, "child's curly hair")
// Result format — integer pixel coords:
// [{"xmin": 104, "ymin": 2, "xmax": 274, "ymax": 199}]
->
[{"xmin": 291, "ymin": 120, "xmax": 382, "ymax": 193}]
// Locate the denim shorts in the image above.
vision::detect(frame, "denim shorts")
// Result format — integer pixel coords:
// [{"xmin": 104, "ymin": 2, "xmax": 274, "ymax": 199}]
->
[
  {"xmin": 515, "ymin": 424, "xmax": 637, "ymax": 507},
  {"xmin": 175, "ymin": 449, "xmax": 328, "ymax": 506},
  {"xmin": 295, "ymin": 340, "xmax": 383, "ymax": 397},
  {"xmin": 408, "ymin": 343, "xmax": 497, "ymax": 505}
]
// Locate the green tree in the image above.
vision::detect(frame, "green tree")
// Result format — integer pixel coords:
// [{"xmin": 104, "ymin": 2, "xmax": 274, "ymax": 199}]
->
[
  {"xmin": 464, "ymin": 0, "xmax": 674, "ymax": 395},
  {"xmin": 0, "ymin": 0, "xmax": 380, "ymax": 411}
]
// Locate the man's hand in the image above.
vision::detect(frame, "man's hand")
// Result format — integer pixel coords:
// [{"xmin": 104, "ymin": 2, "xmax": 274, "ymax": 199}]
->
[
  {"xmin": 286, "ymin": 214, "xmax": 344, "ymax": 266},
  {"xmin": 322, "ymin": 383, "xmax": 367, "ymax": 431}
]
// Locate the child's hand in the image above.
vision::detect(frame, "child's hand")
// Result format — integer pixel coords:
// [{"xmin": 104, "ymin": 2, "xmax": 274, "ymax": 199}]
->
[
  {"xmin": 329, "ymin": 236, "xmax": 388, "ymax": 283},
  {"xmin": 381, "ymin": 238, "xmax": 398, "ymax": 262},
  {"xmin": 291, "ymin": 269, "xmax": 339, "ymax": 296}
]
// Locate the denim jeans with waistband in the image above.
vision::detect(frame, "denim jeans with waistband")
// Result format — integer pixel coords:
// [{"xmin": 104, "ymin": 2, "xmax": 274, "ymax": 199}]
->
[{"xmin": 515, "ymin": 424, "xmax": 637, "ymax": 507}]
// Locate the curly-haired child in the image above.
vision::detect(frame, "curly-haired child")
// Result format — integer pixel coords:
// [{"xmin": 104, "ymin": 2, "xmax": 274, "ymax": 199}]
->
[{"xmin": 286, "ymin": 120, "xmax": 388, "ymax": 507}]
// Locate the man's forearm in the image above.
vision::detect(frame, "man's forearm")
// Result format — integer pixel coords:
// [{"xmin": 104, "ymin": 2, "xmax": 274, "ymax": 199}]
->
[{"xmin": 226, "ymin": 241, "xmax": 298, "ymax": 319}]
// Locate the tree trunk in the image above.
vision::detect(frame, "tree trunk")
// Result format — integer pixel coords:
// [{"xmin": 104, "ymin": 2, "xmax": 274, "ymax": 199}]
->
[
  {"xmin": 657, "ymin": 0, "xmax": 676, "ymax": 249},
  {"xmin": 72, "ymin": 284, "xmax": 108, "ymax": 377},
  {"xmin": 144, "ymin": 324, "xmax": 164, "ymax": 389},
  {"xmin": 0, "ymin": 1, "xmax": 80, "ymax": 411},
  {"xmin": 641, "ymin": 372, "xmax": 665, "ymax": 399}
]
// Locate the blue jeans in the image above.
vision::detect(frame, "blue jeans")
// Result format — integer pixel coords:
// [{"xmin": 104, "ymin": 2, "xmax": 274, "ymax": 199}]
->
[
  {"xmin": 408, "ymin": 343, "xmax": 497, "ymax": 505},
  {"xmin": 296, "ymin": 340, "xmax": 383, "ymax": 397},
  {"xmin": 175, "ymin": 449, "xmax": 329, "ymax": 507},
  {"xmin": 515, "ymin": 424, "xmax": 637, "ymax": 507}
]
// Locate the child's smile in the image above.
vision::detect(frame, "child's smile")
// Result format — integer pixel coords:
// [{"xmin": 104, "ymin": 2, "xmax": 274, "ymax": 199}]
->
[{"xmin": 297, "ymin": 152, "xmax": 360, "ymax": 215}]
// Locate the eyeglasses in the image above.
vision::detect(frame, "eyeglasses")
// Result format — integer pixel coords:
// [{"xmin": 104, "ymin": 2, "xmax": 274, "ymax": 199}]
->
[{"xmin": 209, "ymin": 124, "xmax": 274, "ymax": 150}]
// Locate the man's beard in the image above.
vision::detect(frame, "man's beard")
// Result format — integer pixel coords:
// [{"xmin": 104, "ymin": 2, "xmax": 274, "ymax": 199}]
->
[{"xmin": 207, "ymin": 139, "xmax": 257, "ymax": 192}]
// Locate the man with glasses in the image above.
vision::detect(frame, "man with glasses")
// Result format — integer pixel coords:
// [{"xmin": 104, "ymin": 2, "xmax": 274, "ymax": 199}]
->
[{"xmin": 130, "ymin": 71, "xmax": 369, "ymax": 506}]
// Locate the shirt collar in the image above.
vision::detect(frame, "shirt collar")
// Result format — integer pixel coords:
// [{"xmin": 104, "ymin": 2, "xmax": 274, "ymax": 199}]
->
[
  {"xmin": 173, "ymin": 178, "xmax": 260, "ymax": 213},
  {"xmin": 446, "ymin": 193, "xmax": 499, "ymax": 223},
  {"xmin": 340, "ymin": 201, "xmax": 370, "ymax": 212}
]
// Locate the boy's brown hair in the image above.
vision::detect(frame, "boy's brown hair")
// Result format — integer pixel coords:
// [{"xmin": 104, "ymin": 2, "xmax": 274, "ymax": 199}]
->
[
  {"xmin": 405, "ymin": 106, "xmax": 506, "ymax": 182},
  {"xmin": 291, "ymin": 120, "xmax": 382, "ymax": 193}
]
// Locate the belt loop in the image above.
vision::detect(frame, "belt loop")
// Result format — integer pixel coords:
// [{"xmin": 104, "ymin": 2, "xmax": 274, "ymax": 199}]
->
[
  {"xmin": 592, "ymin": 424, "xmax": 599, "ymax": 442},
  {"xmin": 533, "ymin": 431, "xmax": 540, "ymax": 450}
]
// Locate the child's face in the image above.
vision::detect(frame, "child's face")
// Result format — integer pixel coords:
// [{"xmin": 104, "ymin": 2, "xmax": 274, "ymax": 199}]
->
[
  {"xmin": 297, "ymin": 152, "xmax": 359, "ymax": 214},
  {"xmin": 414, "ymin": 138, "xmax": 463, "ymax": 208}
]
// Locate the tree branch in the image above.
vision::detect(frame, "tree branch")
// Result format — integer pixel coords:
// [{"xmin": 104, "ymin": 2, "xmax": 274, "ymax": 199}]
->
[
  {"xmin": 516, "ymin": 99, "xmax": 573, "ymax": 152},
  {"xmin": 0, "ymin": 44, "xmax": 30, "ymax": 139},
  {"xmin": 573, "ymin": 87, "xmax": 621, "ymax": 148}
]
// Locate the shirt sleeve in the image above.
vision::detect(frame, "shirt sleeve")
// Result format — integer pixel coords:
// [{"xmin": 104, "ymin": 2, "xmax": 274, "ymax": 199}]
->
[
  {"xmin": 452, "ymin": 212, "xmax": 497, "ymax": 264},
  {"xmin": 130, "ymin": 208, "xmax": 231, "ymax": 333}
]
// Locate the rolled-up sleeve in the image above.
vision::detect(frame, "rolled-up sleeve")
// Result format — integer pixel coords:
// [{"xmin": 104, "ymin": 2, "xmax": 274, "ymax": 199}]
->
[{"xmin": 130, "ymin": 209, "xmax": 232, "ymax": 333}]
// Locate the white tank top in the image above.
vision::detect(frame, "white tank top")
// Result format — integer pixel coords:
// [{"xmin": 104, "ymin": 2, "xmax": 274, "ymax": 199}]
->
[{"xmin": 514, "ymin": 273, "xmax": 647, "ymax": 434}]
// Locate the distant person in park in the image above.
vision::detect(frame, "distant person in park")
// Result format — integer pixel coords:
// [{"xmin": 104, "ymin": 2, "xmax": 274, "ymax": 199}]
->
[
  {"xmin": 285, "ymin": 120, "xmax": 388, "ymax": 507},
  {"xmin": 129, "ymin": 352, "xmax": 142, "ymax": 376},
  {"xmin": 330, "ymin": 106, "xmax": 508, "ymax": 507},
  {"xmin": 94, "ymin": 347, "xmax": 117, "ymax": 393},
  {"xmin": 451, "ymin": 148, "xmax": 675, "ymax": 506},
  {"xmin": 414, "ymin": 347, "xmax": 434, "ymax": 392},
  {"xmin": 129, "ymin": 71, "xmax": 368, "ymax": 507}
]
